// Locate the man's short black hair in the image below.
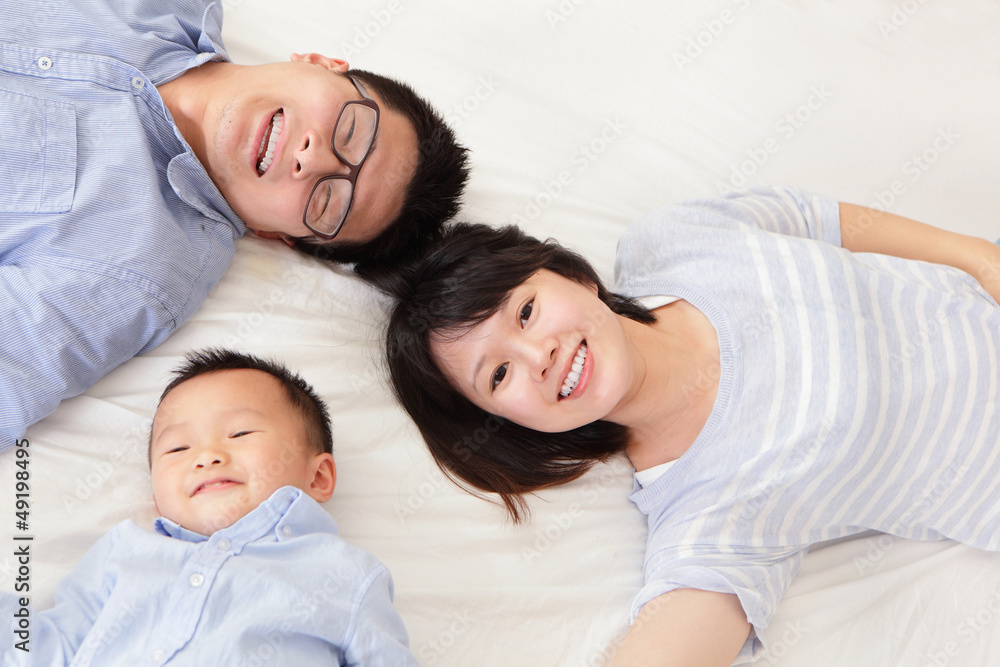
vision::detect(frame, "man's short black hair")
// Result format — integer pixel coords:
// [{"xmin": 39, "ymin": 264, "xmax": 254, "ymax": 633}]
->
[
  {"xmin": 155, "ymin": 349, "xmax": 333, "ymax": 460},
  {"xmin": 292, "ymin": 69, "xmax": 470, "ymax": 280}
]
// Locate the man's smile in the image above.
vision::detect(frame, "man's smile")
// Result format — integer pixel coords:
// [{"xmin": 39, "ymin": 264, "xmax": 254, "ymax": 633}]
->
[{"xmin": 255, "ymin": 109, "xmax": 284, "ymax": 176}]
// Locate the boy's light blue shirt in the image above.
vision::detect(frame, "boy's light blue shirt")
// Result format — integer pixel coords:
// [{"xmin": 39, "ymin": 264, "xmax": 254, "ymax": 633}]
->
[
  {"xmin": 1, "ymin": 486, "xmax": 418, "ymax": 666},
  {"xmin": 0, "ymin": 0, "xmax": 245, "ymax": 446}
]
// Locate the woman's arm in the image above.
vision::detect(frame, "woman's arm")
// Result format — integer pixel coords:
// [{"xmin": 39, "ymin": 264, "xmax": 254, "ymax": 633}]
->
[
  {"xmin": 611, "ymin": 589, "xmax": 752, "ymax": 667},
  {"xmin": 839, "ymin": 202, "xmax": 1000, "ymax": 303}
]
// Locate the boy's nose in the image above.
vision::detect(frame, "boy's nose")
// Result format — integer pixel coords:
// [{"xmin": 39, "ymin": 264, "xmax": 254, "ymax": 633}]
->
[{"xmin": 193, "ymin": 447, "xmax": 228, "ymax": 469}]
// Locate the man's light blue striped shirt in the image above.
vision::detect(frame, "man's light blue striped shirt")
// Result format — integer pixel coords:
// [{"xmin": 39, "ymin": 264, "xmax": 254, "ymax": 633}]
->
[{"xmin": 0, "ymin": 0, "xmax": 245, "ymax": 445}]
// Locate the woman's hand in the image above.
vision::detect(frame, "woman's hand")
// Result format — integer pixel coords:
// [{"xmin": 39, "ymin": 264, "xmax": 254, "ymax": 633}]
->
[
  {"xmin": 840, "ymin": 202, "xmax": 1000, "ymax": 305},
  {"xmin": 966, "ymin": 240, "xmax": 1000, "ymax": 305}
]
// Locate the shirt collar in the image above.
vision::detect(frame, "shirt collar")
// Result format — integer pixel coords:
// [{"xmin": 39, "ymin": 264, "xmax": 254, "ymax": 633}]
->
[
  {"xmin": 166, "ymin": 154, "xmax": 246, "ymax": 234},
  {"xmin": 153, "ymin": 486, "xmax": 339, "ymax": 544},
  {"xmin": 160, "ymin": 1, "xmax": 246, "ymax": 236}
]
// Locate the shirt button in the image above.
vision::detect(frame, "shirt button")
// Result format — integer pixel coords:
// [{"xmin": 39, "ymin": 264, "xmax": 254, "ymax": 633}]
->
[
  {"xmin": 281, "ymin": 526, "xmax": 292, "ymax": 537},
  {"xmin": 189, "ymin": 573, "xmax": 204, "ymax": 587},
  {"xmin": 217, "ymin": 538, "xmax": 231, "ymax": 551},
  {"xmin": 152, "ymin": 650, "xmax": 165, "ymax": 661},
  {"xmin": 131, "ymin": 76, "xmax": 145, "ymax": 89},
  {"xmin": 37, "ymin": 57, "xmax": 53, "ymax": 70}
]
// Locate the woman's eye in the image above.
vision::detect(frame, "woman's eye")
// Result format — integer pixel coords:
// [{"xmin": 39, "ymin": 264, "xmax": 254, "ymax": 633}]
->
[
  {"xmin": 490, "ymin": 363, "xmax": 508, "ymax": 391},
  {"xmin": 519, "ymin": 300, "xmax": 533, "ymax": 327}
]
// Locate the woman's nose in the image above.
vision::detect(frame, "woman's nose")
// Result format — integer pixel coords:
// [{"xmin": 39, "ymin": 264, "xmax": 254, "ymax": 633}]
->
[{"xmin": 525, "ymin": 337, "xmax": 558, "ymax": 382}]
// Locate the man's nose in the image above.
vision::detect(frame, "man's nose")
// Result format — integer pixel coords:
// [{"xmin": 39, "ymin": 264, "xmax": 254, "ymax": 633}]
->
[{"xmin": 294, "ymin": 132, "xmax": 349, "ymax": 179}]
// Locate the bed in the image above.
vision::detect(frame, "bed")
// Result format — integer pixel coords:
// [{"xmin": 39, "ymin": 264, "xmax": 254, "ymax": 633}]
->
[{"xmin": 4, "ymin": 0, "xmax": 1000, "ymax": 664}]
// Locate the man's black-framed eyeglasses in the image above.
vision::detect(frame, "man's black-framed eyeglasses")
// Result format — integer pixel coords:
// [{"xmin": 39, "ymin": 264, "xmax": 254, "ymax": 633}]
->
[{"xmin": 302, "ymin": 76, "xmax": 380, "ymax": 240}]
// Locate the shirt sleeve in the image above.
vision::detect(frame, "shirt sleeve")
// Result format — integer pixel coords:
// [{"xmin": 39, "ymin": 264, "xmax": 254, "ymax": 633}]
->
[
  {"xmin": 717, "ymin": 185, "xmax": 843, "ymax": 245},
  {"xmin": 1, "ymin": 527, "xmax": 120, "ymax": 666},
  {"xmin": 342, "ymin": 565, "xmax": 419, "ymax": 667},
  {"xmin": 630, "ymin": 543, "xmax": 808, "ymax": 665},
  {"xmin": 0, "ymin": 261, "xmax": 173, "ymax": 449}
]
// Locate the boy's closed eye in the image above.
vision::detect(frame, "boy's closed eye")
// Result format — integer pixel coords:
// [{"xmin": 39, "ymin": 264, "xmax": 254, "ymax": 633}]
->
[{"xmin": 157, "ymin": 429, "xmax": 258, "ymax": 455}]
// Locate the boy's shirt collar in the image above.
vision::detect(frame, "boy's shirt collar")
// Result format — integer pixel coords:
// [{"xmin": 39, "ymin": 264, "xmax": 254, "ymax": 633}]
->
[{"xmin": 153, "ymin": 486, "xmax": 339, "ymax": 546}]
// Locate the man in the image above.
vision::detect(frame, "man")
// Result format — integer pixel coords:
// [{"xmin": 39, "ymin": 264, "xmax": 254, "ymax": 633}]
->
[{"xmin": 0, "ymin": 0, "xmax": 469, "ymax": 447}]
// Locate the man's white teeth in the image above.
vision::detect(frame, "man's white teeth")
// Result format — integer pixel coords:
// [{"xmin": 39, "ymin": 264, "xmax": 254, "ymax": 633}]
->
[
  {"xmin": 560, "ymin": 343, "xmax": 588, "ymax": 398},
  {"xmin": 256, "ymin": 111, "xmax": 283, "ymax": 175}
]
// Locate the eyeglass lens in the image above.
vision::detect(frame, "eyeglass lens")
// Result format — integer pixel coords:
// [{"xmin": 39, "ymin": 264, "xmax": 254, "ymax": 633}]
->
[{"xmin": 304, "ymin": 104, "xmax": 379, "ymax": 233}]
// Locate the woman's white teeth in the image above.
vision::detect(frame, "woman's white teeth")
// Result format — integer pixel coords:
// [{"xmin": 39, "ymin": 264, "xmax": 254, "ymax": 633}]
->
[
  {"xmin": 256, "ymin": 111, "xmax": 284, "ymax": 175},
  {"xmin": 560, "ymin": 343, "xmax": 588, "ymax": 397}
]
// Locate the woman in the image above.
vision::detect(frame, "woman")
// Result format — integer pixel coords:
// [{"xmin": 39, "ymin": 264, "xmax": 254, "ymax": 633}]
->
[{"xmin": 384, "ymin": 186, "xmax": 1000, "ymax": 666}]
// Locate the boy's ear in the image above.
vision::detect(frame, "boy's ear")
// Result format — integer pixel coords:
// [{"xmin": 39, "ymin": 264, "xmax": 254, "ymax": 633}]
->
[{"xmin": 307, "ymin": 454, "xmax": 337, "ymax": 503}]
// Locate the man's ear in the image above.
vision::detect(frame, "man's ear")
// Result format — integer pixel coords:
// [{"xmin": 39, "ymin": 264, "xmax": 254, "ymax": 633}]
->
[
  {"xmin": 252, "ymin": 230, "xmax": 297, "ymax": 248},
  {"xmin": 290, "ymin": 52, "xmax": 349, "ymax": 72},
  {"xmin": 307, "ymin": 454, "xmax": 337, "ymax": 503}
]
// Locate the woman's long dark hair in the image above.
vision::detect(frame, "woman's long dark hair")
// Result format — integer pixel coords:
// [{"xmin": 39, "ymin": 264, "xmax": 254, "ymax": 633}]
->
[{"xmin": 384, "ymin": 223, "xmax": 655, "ymax": 523}]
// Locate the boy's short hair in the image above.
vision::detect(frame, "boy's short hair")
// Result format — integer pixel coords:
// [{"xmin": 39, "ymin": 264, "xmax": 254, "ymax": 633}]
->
[{"xmin": 152, "ymin": 349, "xmax": 333, "ymax": 464}]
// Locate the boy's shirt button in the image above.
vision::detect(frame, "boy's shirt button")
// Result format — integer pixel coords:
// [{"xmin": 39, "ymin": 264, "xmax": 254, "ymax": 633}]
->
[
  {"xmin": 189, "ymin": 573, "xmax": 205, "ymax": 587},
  {"xmin": 217, "ymin": 538, "xmax": 231, "ymax": 551}
]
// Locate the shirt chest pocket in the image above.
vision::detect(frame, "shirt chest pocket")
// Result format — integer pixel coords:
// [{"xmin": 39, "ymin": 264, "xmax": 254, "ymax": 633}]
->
[{"xmin": 0, "ymin": 88, "xmax": 76, "ymax": 214}]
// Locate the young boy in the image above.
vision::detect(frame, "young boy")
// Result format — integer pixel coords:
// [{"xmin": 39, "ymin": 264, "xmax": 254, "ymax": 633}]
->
[{"xmin": 1, "ymin": 349, "xmax": 418, "ymax": 666}]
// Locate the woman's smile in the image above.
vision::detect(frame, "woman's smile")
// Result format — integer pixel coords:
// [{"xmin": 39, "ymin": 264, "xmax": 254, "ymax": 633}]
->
[{"xmin": 432, "ymin": 269, "xmax": 638, "ymax": 433}]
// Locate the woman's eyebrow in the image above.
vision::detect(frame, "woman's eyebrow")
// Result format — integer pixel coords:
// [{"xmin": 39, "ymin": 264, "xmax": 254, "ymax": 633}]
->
[{"xmin": 471, "ymin": 355, "xmax": 486, "ymax": 393}]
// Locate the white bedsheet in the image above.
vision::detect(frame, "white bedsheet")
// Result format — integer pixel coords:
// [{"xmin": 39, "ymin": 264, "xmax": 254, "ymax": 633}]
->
[{"xmin": 4, "ymin": 1, "xmax": 1000, "ymax": 664}]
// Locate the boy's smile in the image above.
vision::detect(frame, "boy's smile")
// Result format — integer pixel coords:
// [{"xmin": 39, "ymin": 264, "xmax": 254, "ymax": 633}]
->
[{"xmin": 150, "ymin": 368, "xmax": 334, "ymax": 536}]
